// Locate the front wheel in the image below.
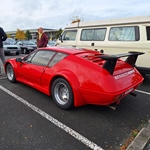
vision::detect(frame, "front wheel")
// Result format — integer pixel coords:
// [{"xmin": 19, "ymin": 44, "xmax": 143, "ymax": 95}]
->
[
  {"xmin": 23, "ymin": 49, "xmax": 27, "ymax": 54},
  {"xmin": 6, "ymin": 64, "xmax": 16, "ymax": 83},
  {"xmin": 51, "ymin": 78, "xmax": 74, "ymax": 109}
]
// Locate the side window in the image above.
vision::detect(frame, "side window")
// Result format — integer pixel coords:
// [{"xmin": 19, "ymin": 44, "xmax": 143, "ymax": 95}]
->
[
  {"xmin": 109, "ymin": 26, "xmax": 139, "ymax": 41},
  {"xmin": 23, "ymin": 52, "xmax": 36, "ymax": 63},
  {"xmin": 81, "ymin": 29, "xmax": 94, "ymax": 41},
  {"xmin": 93, "ymin": 28, "xmax": 106, "ymax": 41},
  {"xmin": 30, "ymin": 50, "xmax": 55, "ymax": 66},
  {"xmin": 146, "ymin": 26, "xmax": 150, "ymax": 40},
  {"xmin": 81, "ymin": 28, "xmax": 106, "ymax": 41},
  {"xmin": 62, "ymin": 30, "xmax": 77, "ymax": 41},
  {"xmin": 49, "ymin": 52, "xmax": 68, "ymax": 67}
]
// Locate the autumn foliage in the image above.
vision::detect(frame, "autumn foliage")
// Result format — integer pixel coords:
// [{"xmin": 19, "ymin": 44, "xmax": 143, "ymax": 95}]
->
[{"xmin": 15, "ymin": 29, "xmax": 25, "ymax": 40}]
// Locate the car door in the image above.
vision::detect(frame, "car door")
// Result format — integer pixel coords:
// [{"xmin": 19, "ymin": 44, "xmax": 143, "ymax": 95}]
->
[{"xmin": 18, "ymin": 50, "xmax": 55, "ymax": 87}]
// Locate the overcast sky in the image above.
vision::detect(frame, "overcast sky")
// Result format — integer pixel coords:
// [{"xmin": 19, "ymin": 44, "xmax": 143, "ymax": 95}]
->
[{"xmin": 0, "ymin": 0, "xmax": 150, "ymax": 32}]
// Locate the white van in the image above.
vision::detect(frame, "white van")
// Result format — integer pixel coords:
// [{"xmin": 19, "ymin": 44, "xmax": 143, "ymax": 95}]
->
[{"xmin": 56, "ymin": 16, "xmax": 150, "ymax": 75}]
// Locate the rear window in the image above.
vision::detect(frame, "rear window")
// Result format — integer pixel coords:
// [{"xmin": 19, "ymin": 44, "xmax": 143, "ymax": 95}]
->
[{"xmin": 109, "ymin": 26, "xmax": 139, "ymax": 41}]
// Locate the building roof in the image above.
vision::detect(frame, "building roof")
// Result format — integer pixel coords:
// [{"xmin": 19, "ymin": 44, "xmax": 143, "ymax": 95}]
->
[{"xmin": 6, "ymin": 28, "xmax": 58, "ymax": 34}]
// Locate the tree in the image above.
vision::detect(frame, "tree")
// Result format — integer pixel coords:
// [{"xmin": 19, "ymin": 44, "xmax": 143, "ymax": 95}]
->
[
  {"xmin": 25, "ymin": 30, "xmax": 32, "ymax": 40},
  {"xmin": 7, "ymin": 34, "xmax": 12, "ymax": 38},
  {"xmin": 15, "ymin": 29, "xmax": 25, "ymax": 40},
  {"xmin": 53, "ymin": 28, "xmax": 63, "ymax": 40}
]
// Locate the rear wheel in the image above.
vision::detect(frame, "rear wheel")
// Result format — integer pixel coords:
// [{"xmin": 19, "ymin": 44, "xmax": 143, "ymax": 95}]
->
[
  {"xmin": 52, "ymin": 78, "xmax": 74, "ymax": 109},
  {"xmin": 6, "ymin": 64, "xmax": 16, "ymax": 83}
]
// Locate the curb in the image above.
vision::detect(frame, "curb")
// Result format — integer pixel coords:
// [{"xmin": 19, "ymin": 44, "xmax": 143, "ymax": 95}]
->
[{"xmin": 126, "ymin": 120, "xmax": 150, "ymax": 150}]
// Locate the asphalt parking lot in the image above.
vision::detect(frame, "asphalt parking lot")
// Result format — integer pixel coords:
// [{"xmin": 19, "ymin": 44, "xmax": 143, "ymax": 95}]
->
[{"xmin": 0, "ymin": 54, "xmax": 150, "ymax": 150}]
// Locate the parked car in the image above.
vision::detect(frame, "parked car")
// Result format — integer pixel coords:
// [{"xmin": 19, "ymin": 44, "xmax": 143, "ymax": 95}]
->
[
  {"xmin": 56, "ymin": 16, "xmax": 150, "ymax": 75},
  {"xmin": 47, "ymin": 40, "xmax": 56, "ymax": 47},
  {"xmin": 5, "ymin": 47, "xmax": 144, "ymax": 110},
  {"xmin": 15, "ymin": 40, "xmax": 37, "ymax": 54},
  {"xmin": 3, "ymin": 38, "xmax": 21, "ymax": 55}
]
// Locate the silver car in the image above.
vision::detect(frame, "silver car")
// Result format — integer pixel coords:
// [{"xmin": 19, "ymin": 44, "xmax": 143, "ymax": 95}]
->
[{"xmin": 3, "ymin": 38, "xmax": 21, "ymax": 55}]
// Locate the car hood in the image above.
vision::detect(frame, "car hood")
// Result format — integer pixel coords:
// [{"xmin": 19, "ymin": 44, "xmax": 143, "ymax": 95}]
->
[
  {"xmin": 23, "ymin": 44, "xmax": 37, "ymax": 47},
  {"xmin": 3, "ymin": 45, "xmax": 20, "ymax": 48}
]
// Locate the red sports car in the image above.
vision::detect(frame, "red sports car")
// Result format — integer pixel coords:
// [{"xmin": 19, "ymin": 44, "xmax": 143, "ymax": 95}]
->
[{"xmin": 5, "ymin": 47, "xmax": 144, "ymax": 109}]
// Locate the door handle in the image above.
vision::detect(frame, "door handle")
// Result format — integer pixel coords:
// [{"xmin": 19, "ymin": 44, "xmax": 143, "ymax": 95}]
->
[{"xmin": 91, "ymin": 43, "xmax": 94, "ymax": 46}]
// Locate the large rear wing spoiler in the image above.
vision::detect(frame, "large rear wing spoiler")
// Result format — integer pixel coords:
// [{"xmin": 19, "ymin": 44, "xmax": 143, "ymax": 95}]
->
[{"xmin": 100, "ymin": 51, "xmax": 144, "ymax": 75}]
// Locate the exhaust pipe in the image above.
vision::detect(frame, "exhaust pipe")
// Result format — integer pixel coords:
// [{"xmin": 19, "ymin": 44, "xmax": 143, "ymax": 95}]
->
[
  {"xmin": 129, "ymin": 92, "xmax": 137, "ymax": 97},
  {"xmin": 107, "ymin": 104, "xmax": 117, "ymax": 111}
]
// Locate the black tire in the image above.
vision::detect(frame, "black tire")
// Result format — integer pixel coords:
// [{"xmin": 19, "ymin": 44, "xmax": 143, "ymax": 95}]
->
[
  {"xmin": 16, "ymin": 52, "xmax": 19, "ymax": 55},
  {"xmin": 21, "ymin": 48, "xmax": 24, "ymax": 54},
  {"xmin": 23, "ymin": 49, "xmax": 27, "ymax": 54},
  {"xmin": 6, "ymin": 64, "xmax": 16, "ymax": 83},
  {"xmin": 5, "ymin": 52, "xmax": 10, "ymax": 55},
  {"xmin": 51, "ymin": 78, "xmax": 74, "ymax": 109}
]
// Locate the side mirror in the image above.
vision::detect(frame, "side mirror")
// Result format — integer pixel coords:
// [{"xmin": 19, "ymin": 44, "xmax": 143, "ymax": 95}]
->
[
  {"xmin": 16, "ymin": 58, "xmax": 23, "ymax": 62},
  {"xmin": 59, "ymin": 35, "xmax": 63, "ymax": 43}
]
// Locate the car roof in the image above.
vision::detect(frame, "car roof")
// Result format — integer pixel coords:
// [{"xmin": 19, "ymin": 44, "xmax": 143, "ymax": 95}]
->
[{"xmin": 40, "ymin": 46, "xmax": 97, "ymax": 55}]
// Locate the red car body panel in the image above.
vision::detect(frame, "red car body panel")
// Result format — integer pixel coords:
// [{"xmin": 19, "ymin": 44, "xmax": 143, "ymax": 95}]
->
[{"xmin": 5, "ymin": 47, "xmax": 144, "ymax": 107}]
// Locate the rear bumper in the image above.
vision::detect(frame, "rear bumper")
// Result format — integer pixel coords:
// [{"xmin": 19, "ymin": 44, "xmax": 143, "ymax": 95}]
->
[{"xmin": 79, "ymin": 80, "xmax": 143, "ymax": 106}]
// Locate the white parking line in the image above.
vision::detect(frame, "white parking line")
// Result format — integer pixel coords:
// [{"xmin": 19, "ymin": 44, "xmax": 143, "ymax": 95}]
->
[
  {"xmin": 0, "ymin": 77, "xmax": 7, "ymax": 80},
  {"xmin": 0, "ymin": 85, "xmax": 103, "ymax": 150},
  {"xmin": 135, "ymin": 89, "xmax": 150, "ymax": 95}
]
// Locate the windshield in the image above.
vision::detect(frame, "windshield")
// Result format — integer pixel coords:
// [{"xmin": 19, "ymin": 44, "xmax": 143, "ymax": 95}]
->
[
  {"xmin": 3, "ymin": 38, "xmax": 16, "ymax": 45},
  {"xmin": 22, "ymin": 41, "xmax": 36, "ymax": 45}
]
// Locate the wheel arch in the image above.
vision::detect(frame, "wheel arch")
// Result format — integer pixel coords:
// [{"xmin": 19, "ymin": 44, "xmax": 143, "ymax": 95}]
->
[
  {"xmin": 49, "ymin": 71, "xmax": 86, "ymax": 107},
  {"xmin": 5, "ymin": 61, "xmax": 18, "ymax": 78}
]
